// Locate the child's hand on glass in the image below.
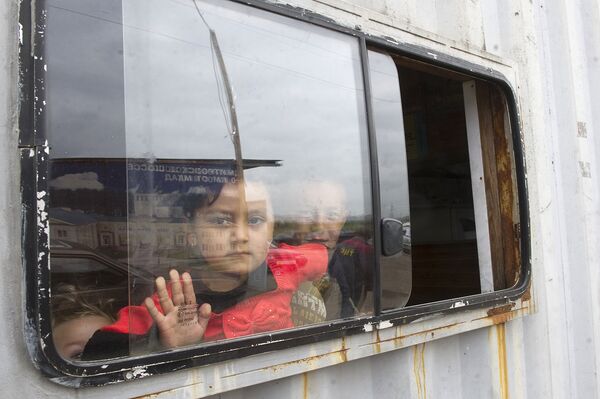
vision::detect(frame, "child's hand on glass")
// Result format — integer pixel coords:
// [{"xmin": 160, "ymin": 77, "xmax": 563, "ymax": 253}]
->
[{"xmin": 144, "ymin": 269, "xmax": 212, "ymax": 349}]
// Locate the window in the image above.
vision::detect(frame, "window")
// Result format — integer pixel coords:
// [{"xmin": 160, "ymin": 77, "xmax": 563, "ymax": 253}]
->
[
  {"xmin": 22, "ymin": 0, "xmax": 529, "ymax": 385},
  {"xmin": 45, "ymin": 0, "xmax": 375, "ymax": 361},
  {"xmin": 369, "ymin": 52, "xmax": 522, "ymax": 305}
]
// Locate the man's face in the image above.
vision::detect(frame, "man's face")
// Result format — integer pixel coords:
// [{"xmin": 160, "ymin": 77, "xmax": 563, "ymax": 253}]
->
[
  {"xmin": 293, "ymin": 181, "xmax": 347, "ymax": 249},
  {"xmin": 194, "ymin": 182, "xmax": 274, "ymax": 288}
]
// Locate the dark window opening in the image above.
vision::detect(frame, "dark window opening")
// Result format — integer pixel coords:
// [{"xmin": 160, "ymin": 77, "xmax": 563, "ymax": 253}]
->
[{"xmin": 396, "ymin": 59, "xmax": 519, "ymax": 305}]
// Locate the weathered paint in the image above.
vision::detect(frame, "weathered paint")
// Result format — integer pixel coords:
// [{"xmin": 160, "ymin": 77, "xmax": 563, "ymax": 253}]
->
[{"xmin": 1, "ymin": 0, "xmax": 599, "ymax": 398}]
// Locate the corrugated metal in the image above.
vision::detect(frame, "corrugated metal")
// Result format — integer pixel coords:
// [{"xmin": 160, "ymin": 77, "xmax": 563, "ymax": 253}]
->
[{"xmin": 0, "ymin": 0, "xmax": 599, "ymax": 397}]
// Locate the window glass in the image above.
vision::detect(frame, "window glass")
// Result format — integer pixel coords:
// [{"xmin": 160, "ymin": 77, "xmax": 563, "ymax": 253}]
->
[
  {"xmin": 368, "ymin": 50, "xmax": 412, "ymax": 311},
  {"xmin": 42, "ymin": 0, "xmax": 520, "ymax": 372},
  {"xmin": 46, "ymin": 0, "xmax": 374, "ymax": 361}
]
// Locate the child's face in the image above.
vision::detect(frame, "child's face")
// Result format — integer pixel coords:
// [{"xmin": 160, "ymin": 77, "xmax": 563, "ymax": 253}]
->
[
  {"xmin": 193, "ymin": 182, "xmax": 274, "ymax": 288},
  {"xmin": 53, "ymin": 315, "xmax": 112, "ymax": 359},
  {"xmin": 293, "ymin": 182, "xmax": 347, "ymax": 249}
]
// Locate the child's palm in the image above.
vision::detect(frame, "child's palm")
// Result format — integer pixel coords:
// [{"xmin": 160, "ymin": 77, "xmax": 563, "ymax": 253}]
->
[{"xmin": 144, "ymin": 270, "xmax": 212, "ymax": 349}]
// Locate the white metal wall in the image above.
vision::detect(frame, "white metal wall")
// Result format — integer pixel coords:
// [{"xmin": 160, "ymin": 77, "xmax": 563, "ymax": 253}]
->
[{"xmin": 1, "ymin": 0, "xmax": 599, "ymax": 398}]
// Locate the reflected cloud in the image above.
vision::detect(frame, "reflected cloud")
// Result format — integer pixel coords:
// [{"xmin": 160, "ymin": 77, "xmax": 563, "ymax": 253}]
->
[{"xmin": 50, "ymin": 172, "xmax": 105, "ymax": 190}]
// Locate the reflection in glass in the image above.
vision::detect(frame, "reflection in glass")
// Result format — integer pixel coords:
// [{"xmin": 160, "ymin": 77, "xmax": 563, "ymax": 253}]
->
[
  {"xmin": 46, "ymin": 0, "xmax": 374, "ymax": 360},
  {"xmin": 368, "ymin": 50, "xmax": 412, "ymax": 310}
]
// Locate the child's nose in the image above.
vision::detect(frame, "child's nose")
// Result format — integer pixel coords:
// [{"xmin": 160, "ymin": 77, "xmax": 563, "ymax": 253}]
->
[
  {"xmin": 311, "ymin": 214, "xmax": 329, "ymax": 230},
  {"xmin": 232, "ymin": 222, "xmax": 249, "ymax": 242}
]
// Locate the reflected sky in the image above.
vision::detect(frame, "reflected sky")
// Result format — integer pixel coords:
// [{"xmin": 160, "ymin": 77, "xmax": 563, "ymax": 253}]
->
[
  {"xmin": 46, "ymin": 0, "xmax": 126, "ymax": 158},
  {"xmin": 368, "ymin": 51, "xmax": 410, "ymax": 219},
  {"xmin": 45, "ymin": 0, "xmax": 377, "ymax": 216}
]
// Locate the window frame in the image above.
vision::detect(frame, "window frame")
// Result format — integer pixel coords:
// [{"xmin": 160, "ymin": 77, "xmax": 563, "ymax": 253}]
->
[{"xmin": 18, "ymin": 0, "xmax": 531, "ymax": 386}]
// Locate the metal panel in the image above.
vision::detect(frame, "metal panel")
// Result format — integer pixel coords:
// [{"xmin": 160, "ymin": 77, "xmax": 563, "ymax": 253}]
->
[{"xmin": 1, "ymin": 0, "xmax": 600, "ymax": 397}]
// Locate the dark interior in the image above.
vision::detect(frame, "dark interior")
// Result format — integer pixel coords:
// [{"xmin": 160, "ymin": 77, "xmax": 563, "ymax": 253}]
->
[{"xmin": 397, "ymin": 65, "xmax": 482, "ymax": 305}]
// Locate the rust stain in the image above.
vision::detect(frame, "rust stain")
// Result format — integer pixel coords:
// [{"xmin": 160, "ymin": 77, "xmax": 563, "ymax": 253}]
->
[
  {"xmin": 487, "ymin": 304, "xmax": 515, "ymax": 317},
  {"xmin": 495, "ymin": 324, "xmax": 509, "ymax": 399},
  {"xmin": 339, "ymin": 336, "xmax": 348, "ymax": 362},
  {"xmin": 412, "ymin": 343, "xmax": 427, "ymax": 399},
  {"xmin": 487, "ymin": 309, "xmax": 516, "ymax": 325},
  {"xmin": 357, "ymin": 321, "xmax": 462, "ymax": 351},
  {"xmin": 259, "ymin": 348, "xmax": 347, "ymax": 376},
  {"xmin": 521, "ymin": 286, "xmax": 531, "ymax": 302},
  {"xmin": 303, "ymin": 372, "xmax": 309, "ymax": 399},
  {"xmin": 394, "ymin": 322, "xmax": 461, "ymax": 342},
  {"xmin": 363, "ymin": 305, "xmax": 529, "ymax": 353},
  {"xmin": 374, "ymin": 329, "xmax": 381, "ymax": 354},
  {"xmin": 393, "ymin": 325, "xmax": 403, "ymax": 349},
  {"xmin": 472, "ymin": 305, "xmax": 529, "ymax": 326}
]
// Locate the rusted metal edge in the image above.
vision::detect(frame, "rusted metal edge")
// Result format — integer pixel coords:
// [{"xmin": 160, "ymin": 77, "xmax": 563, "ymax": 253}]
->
[{"xmin": 131, "ymin": 301, "xmax": 530, "ymax": 398}]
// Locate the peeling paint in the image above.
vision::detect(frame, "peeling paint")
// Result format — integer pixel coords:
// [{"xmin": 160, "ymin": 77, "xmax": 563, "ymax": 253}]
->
[
  {"xmin": 363, "ymin": 323, "xmax": 373, "ymax": 332},
  {"xmin": 579, "ymin": 161, "xmax": 591, "ymax": 178},
  {"xmin": 577, "ymin": 121, "xmax": 587, "ymax": 137},
  {"xmin": 132, "ymin": 367, "xmax": 151, "ymax": 379},
  {"xmin": 452, "ymin": 301, "xmax": 466, "ymax": 308},
  {"xmin": 378, "ymin": 320, "xmax": 393, "ymax": 329},
  {"xmin": 37, "ymin": 201, "xmax": 48, "ymax": 228},
  {"xmin": 426, "ymin": 51, "xmax": 438, "ymax": 59}
]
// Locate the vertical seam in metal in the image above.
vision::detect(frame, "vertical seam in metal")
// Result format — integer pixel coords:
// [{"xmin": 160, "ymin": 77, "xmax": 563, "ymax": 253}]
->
[{"xmin": 360, "ymin": 37, "xmax": 382, "ymax": 316}]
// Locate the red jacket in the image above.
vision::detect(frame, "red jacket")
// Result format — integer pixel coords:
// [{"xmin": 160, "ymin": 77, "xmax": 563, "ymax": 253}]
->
[{"xmin": 102, "ymin": 243, "xmax": 328, "ymax": 341}]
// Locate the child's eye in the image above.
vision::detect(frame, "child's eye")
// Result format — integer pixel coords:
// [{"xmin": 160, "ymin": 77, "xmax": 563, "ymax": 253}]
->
[
  {"xmin": 248, "ymin": 215, "xmax": 266, "ymax": 226},
  {"xmin": 323, "ymin": 208, "xmax": 345, "ymax": 221},
  {"xmin": 326, "ymin": 212, "xmax": 343, "ymax": 222},
  {"xmin": 205, "ymin": 213, "xmax": 234, "ymax": 226}
]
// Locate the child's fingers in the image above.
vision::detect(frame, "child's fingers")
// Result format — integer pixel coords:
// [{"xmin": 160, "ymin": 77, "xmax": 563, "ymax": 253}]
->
[
  {"xmin": 144, "ymin": 297, "xmax": 165, "ymax": 323},
  {"xmin": 181, "ymin": 272, "xmax": 196, "ymax": 305},
  {"xmin": 197, "ymin": 303, "xmax": 212, "ymax": 332},
  {"xmin": 170, "ymin": 269, "xmax": 184, "ymax": 306},
  {"xmin": 198, "ymin": 302, "xmax": 212, "ymax": 318},
  {"xmin": 155, "ymin": 276, "xmax": 173, "ymax": 314}
]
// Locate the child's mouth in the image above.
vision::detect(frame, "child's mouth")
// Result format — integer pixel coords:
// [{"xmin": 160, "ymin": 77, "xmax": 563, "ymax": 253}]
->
[{"xmin": 227, "ymin": 251, "xmax": 250, "ymax": 258}]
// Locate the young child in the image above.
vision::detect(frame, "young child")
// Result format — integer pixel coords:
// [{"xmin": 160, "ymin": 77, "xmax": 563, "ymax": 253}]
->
[
  {"xmin": 82, "ymin": 180, "xmax": 328, "ymax": 358},
  {"xmin": 51, "ymin": 283, "xmax": 116, "ymax": 360}
]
